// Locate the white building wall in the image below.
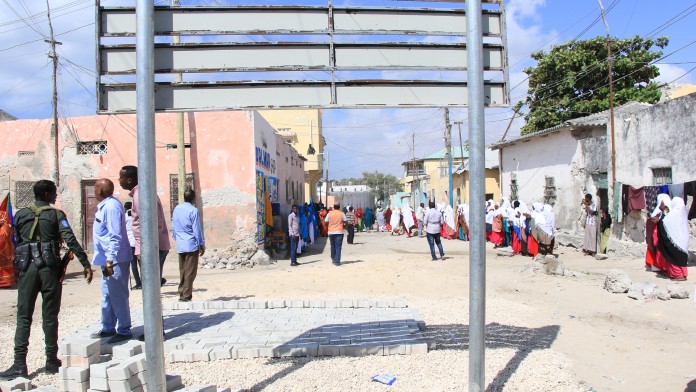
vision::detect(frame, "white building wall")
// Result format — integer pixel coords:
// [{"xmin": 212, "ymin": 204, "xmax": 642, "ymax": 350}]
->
[{"xmin": 499, "ymin": 130, "xmax": 588, "ymax": 231}]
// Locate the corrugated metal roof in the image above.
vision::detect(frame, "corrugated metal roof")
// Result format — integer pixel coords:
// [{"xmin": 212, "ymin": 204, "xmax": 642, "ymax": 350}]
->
[
  {"xmin": 489, "ymin": 101, "xmax": 653, "ymax": 150},
  {"xmin": 425, "ymin": 146, "xmax": 468, "ymax": 160}
]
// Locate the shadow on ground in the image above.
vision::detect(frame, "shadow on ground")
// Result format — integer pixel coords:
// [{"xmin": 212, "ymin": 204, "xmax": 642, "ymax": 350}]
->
[{"xmin": 239, "ymin": 322, "xmax": 560, "ymax": 392}]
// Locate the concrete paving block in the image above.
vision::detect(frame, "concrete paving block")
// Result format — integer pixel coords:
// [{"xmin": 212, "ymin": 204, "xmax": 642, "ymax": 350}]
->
[
  {"xmin": 59, "ymin": 379, "xmax": 69, "ymax": 392},
  {"xmin": 222, "ymin": 301, "xmax": 238, "ymax": 309},
  {"xmin": 236, "ymin": 301, "xmax": 251, "ymax": 309},
  {"xmin": 209, "ymin": 347, "xmax": 232, "ymax": 361},
  {"xmin": 206, "ymin": 301, "xmax": 223, "ymax": 310},
  {"xmin": 323, "ymin": 300, "xmax": 338, "ymax": 308},
  {"xmin": 126, "ymin": 353, "xmax": 147, "ymax": 374},
  {"xmin": 383, "ymin": 344, "xmax": 407, "ymax": 355},
  {"xmin": 112, "ymin": 341, "xmax": 144, "ymax": 360},
  {"xmin": 374, "ymin": 300, "xmax": 391, "ymax": 308},
  {"xmin": 90, "ymin": 359, "xmax": 121, "ymax": 378},
  {"xmin": 66, "ymin": 366, "xmax": 90, "ymax": 382},
  {"xmin": 166, "ymin": 374, "xmax": 183, "ymax": 391},
  {"xmin": 108, "ymin": 377, "xmax": 140, "ymax": 392},
  {"xmin": 0, "ymin": 377, "xmax": 31, "ymax": 392},
  {"xmin": 175, "ymin": 301, "xmax": 191, "ymax": 310},
  {"xmin": 163, "ymin": 340, "xmax": 182, "ymax": 353},
  {"xmin": 190, "ymin": 301, "xmax": 206, "ymax": 311},
  {"xmin": 89, "ymin": 377, "xmax": 109, "ymax": 391},
  {"xmin": 393, "ymin": 300, "xmax": 408, "ymax": 308},
  {"xmin": 106, "ymin": 362, "xmax": 133, "ymax": 381},
  {"xmin": 308, "ymin": 300, "xmax": 324, "ymax": 308},
  {"xmin": 293, "ymin": 343, "xmax": 318, "ymax": 357},
  {"xmin": 61, "ymin": 338, "xmax": 101, "ymax": 357},
  {"xmin": 61, "ymin": 351, "xmax": 101, "ymax": 368},
  {"xmin": 288, "ymin": 300, "xmax": 305, "ymax": 308},
  {"xmin": 136, "ymin": 370, "xmax": 148, "ymax": 386},
  {"xmin": 407, "ymin": 342, "xmax": 428, "ymax": 354},
  {"xmin": 34, "ymin": 387, "xmax": 60, "ymax": 392},
  {"xmin": 67, "ymin": 379, "xmax": 90, "ymax": 392},
  {"xmin": 235, "ymin": 347, "xmax": 259, "ymax": 359},
  {"xmin": 217, "ymin": 389, "xmax": 232, "ymax": 392},
  {"xmin": 187, "ymin": 348, "xmax": 212, "ymax": 362},
  {"xmin": 202, "ymin": 340, "xmax": 227, "ymax": 349},
  {"xmin": 268, "ymin": 300, "xmax": 285, "ymax": 309},
  {"xmin": 355, "ymin": 300, "xmax": 370, "ymax": 308},
  {"xmin": 58, "ymin": 366, "xmax": 69, "ymax": 379},
  {"xmin": 131, "ymin": 385, "xmax": 145, "ymax": 392},
  {"xmin": 251, "ymin": 300, "xmax": 268, "ymax": 309},
  {"xmin": 340, "ymin": 300, "xmax": 354, "ymax": 308}
]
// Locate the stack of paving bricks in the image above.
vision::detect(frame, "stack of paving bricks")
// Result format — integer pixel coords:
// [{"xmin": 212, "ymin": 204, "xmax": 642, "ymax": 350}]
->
[
  {"xmin": 0, "ymin": 376, "xmax": 33, "ymax": 392},
  {"xmin": 160, "ymin": 299, "xmax": 435, "ymax": 362}
]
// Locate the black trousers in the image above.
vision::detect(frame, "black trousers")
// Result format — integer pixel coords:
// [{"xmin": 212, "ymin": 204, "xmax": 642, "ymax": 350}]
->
[
  {"xmin": 347, "ymin": 224, "xmax": 355, "ymax": 244},
  {"xmin": 14, "ymin": 262, "xmax": 63, "ymax": 362}
]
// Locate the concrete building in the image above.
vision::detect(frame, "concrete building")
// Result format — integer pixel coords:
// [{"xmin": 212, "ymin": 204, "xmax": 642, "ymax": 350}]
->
[
  {"xmin": 258, "ymin": 110, "xmax": 324, "ymax": 203},
  {"xmin": 491, "ymin": 93, "xmax": 696, "ymax": 255},
  {"xmin": 490, "ymin": 102, "xmax": 649, "ymax": 231},
  {"xmin": 0, "ymin": 111, "xmax": 305, "ymax": 249},
  {"xmin": 401, "ymin": 147, "xmax": 500, "ymax": 206}
]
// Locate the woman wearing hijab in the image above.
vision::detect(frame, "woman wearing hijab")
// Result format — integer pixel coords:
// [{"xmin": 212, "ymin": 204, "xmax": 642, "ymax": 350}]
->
[
  {"xmin": 384, "ymin": 208, "xmax": 393, "ymax": 231},
  {"xmin": 376, "ymin": 208, "xmax": 386, "ymax": 232},
  {"xmin": 539, "ymin": 204, "xmax": 556, "ymax": 255},
  {"xmin": 440, "ymin": 205, "xmax": 456, "ymax": 239},
  {"xmin": 581, "ymin": 194, "xmax": 598, "ymax": 256},
  {"xmin": 657, "ymin": 197, "xmax": 689, "ymax": 281},
  {"xmin": 485, "ymin": 201, "xmax": 495, "ymax": 241},
  {"xmin": 527, "ymin": 203, "xmax": 543, "ymax": 257},
  {"xmin": 402, "ymin": 205, "xmax": 416, "ymax": 237},
  {"xmin": 645, "ymin": 194, "xmax": 670, "ymax": 272},
  {"xmin": 489, "ymin": 205, "xmax": 505, "ymax": 247},
  {"xmin": 364, "ymin": 208, "xmax": 375, "ymax": 231},
  {"xmin": 356, "ymin": 208, "xmax": 365, "ymax": 232},
  {"xmin": 599, "ymin": 209, "xmax": 612, "ymax": 254},
  {"xmin": 390, "ymin": 208, "xmax": 401, "ymax": 235},
  {"xmin": 515, "ymin": 201, "xmax": 531, "ymax": 256},
  {"xmin": 456, "ymin": 204, "xmax": 469, "ymax": 241},
  {"xmin": 500, "ymin": 197, "xmax": 512, "ymax": 246},
  {"xmin": 319, "ymin": 207, "xmax": 329, "ymax": 237}
]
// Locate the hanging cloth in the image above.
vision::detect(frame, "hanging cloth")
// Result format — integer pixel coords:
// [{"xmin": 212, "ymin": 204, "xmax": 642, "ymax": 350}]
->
[
  {"xmin": 668, "ymin": 183, "xmax": 685, "ymax": 200},
  {"xmin": 644, "ymin": 186, "xmax": 659, "ymax": 213},
  {"xmin": 658, "ymin": 185, "xmax": 669, "ymax": 195},
  {"xmin": 612, "ymin": 181, "xmax": 623, "ymax": 223},
  {"xmin": 627, "ymin": 186, "xmax": 646, "ymax": 212},
  {"xmin": 621, "ymin": 184, "xmax": 629, "ymax": 216},
  {"xmin": 684, "ymin": 181, "xmax": 696, "ymax": 220}
]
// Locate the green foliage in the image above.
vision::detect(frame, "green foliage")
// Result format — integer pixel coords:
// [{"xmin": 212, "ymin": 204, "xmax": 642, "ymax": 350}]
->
[
  {"xmin": 520, "ymin": 36, "xmax": 668, "ymax": 134},
  {"xmin": 335, "ymin": 171, "xmax": 403, "ymax": 200}
]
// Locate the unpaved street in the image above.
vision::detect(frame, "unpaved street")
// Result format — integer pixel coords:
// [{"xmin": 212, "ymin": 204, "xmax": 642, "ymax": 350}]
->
[{"xmin": 0, "ymin": 231, "xmax": 694, "ymax": 391}]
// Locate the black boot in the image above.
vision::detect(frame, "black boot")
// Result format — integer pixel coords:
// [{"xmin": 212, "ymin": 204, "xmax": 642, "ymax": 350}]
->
[
  {"xmin": 44, "ymin": 357, "xmax": 61, "ymax": 375},
  {"xmin": 0, "ymin": 362, "xmax": 29, "ymax": 380}
]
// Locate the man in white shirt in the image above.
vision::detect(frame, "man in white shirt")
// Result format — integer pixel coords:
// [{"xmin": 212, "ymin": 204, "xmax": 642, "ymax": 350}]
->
[
  {"xmin": 423, "ymin": 201, "xmax": 446, "ymax": 261},
  {"xmin": 416, "ymin": 203, "xmax": 426, "ymax": 237},
  {"xmin": 582, "ymin": 193, "xmax": 597, "ymax": 256},
  {"xmin": 124, "ymin": 201, "xmax": 140, "ymax": 290}
]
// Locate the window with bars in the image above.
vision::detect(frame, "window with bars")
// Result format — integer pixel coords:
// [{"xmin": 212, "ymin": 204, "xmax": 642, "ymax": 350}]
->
[
  {"xmin": 77, "ymin": 141, "xmax": 108, "ymax": 155},
  {"xmin": 510, "ymin": 178, "xmax": 519, "ymax": 201},
  {"xmin": 14, "ymin": 181, "xmax": 35, "ymax": 209},
  {"xmin": 652, "ymin": 168, "xmax": 672, "ymax": 186},
  {"xmin": 543, "ymin": 176, "xmax": 556, "ymax": 206},
  {"xmin": 169, "ymin": 173, "xmax": 196, "ymax": 215},
  {"xmin": 18, "ymin": 151, "xmax": 35, "ymax": 157}
]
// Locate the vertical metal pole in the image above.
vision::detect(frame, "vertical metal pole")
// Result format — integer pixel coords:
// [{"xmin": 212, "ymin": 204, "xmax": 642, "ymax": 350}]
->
[
  {"xmin": 136, "ymin": 0, "xmax": 166, "ymax": 390},
  {"xmin": 445, "ymin": 108, "xmax": 453, "ymax": 207},
  {"xmin": 467, "ymin": 0, "xmax": 486, "ymax": 391},
  {"xmin": 173, "ymin": 0, "xmax": 186, "ymax": 204}
]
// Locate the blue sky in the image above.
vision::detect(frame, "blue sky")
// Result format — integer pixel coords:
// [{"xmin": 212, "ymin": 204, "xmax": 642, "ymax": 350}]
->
[{"xmin": 1, "ymin": 0, "xmax": 694, "ymax": 179}]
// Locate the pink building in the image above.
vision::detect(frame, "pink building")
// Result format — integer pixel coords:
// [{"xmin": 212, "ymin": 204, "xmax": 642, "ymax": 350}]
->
[{"xmin": 0, "ymin": 111, "xmax": 305, "ymax": 249}]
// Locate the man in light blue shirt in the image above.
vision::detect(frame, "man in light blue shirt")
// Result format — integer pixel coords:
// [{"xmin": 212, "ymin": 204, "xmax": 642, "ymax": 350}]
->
[
  {"xmin": 172, "ymin": 188, "xmax": 205, "ymax": 302},
  {"xmin": 89, "ymin": 179, "xmax": 133, "ymax": 344}
]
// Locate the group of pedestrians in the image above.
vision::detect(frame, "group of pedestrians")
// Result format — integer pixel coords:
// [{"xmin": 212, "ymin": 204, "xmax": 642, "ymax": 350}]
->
[{"xmin": 0, "ymin": 165, "xmax": 206, "ymax": 380}]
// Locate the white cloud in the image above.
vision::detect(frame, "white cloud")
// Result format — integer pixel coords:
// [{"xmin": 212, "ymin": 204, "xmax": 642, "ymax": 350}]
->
[{"xmin": 655, "ymin": 63, "xmax": 696, "ymax": 85}]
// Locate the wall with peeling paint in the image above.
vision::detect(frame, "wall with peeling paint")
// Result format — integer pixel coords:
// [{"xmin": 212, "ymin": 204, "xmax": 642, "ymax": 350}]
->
[{"xmin": 0, "ymin": 111, "xmax": 305, "ymax": 249}]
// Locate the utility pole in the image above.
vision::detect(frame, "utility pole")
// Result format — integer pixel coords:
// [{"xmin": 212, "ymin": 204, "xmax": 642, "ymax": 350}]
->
[
  {"xmin": 454, "ymin": 120, "xmax": 465, "ymax": 205},
  {"xmin": 45, "ymin": 0, "xmax": 61, "ymax": 186},
  {"xmin": 444, "ymin": 108, "xmax": 453, "ymax": 207},
  {"xmin": 411, "ymin": 132, "xmax": 417, "ymax": 210},
  {"xmin": 598, "ymin": 0, "xmax": 616, "ymax": 196},
  {"xmin": 173, "ymin": 0, "xmax": 186, "ymax": 204}
]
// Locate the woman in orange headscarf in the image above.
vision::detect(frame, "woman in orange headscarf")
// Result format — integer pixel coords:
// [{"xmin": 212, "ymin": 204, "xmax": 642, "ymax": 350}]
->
[
  {"xmin": 0, "ymin": 210, "xmax": 16, "ymax": 287},
  {"xmin": 319, "ymin": 207, "xmax": 329, "ymax": 237}
]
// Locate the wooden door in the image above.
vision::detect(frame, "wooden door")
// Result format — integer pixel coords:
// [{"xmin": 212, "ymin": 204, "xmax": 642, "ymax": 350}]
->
[{"xmin": 81, "ymin": 180, "xmax": 98, "ymax": 251}]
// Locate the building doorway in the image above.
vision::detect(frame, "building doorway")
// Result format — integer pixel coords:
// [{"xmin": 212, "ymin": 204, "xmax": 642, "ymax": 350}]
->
[{"xmin": 81, "ymin": 180, "xmax": 98, "ymax": 251}]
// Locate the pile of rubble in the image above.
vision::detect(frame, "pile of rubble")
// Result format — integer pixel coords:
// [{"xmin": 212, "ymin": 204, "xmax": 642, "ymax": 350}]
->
[
  {"xmin": 604, "ymin": 269, "xmax": 690, "ymax": 301},
  {"xmin": 198, "ymin": 238, "xmax": 275, "ymax": 270}
]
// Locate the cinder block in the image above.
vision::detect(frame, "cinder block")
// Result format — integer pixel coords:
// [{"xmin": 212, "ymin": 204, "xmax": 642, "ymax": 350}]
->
[
  {"xmin": 235, "ymin": 347, "xmax": 259, "ymax": 359},
  {"xmin": 190, "ymin": 301, "xmax": 206, "ymax": 310},
  {"xmin": 136, "ymin": 370, "xmax": 148, "ymax": 386},
  {"xmin": 222, "ymin": 301, "xmax": 238, "ymax": 309},
  {"xmin": 340, "ymin": 300, "xmax": 354, "ymax": 308},
  {"xmin": 187, "ymin": 348, "xmax": 212, "ymax": 362},
  {"xmin": 257, "ymin": 347, "xmax": 274, "ymax": 357},
  {"xmin": 323, "ymin": 300, "xmax": 338, "ymax": 308},
  {"xmin": 175, "ymin": 301, "xmax": 191, "ymax": 310},
  {"xmin": 251, "ymin": 300, "xmax": 267, "ymax": 309},
  {"xmin": 89, "ymin": 377, "xmax": 109, "ymax": 391},
  {"xmin": 374, "ymin": 300, "xmax": 390, "ymax": 308},
  {"xmin": 0, "ymin": 377, "xmax": 32, "ymax": 392},
  {"xmin": 126, "ymin": 353, "xmax": 147, "ymax": 374},
  {"xmin": 106, "ymin": 362, "xmax": 133, "ymax": 381},
  {"xmin": 167, "ymin": 350, "xmax": 188, "ymax": 363},
  {"xmin": 206, "ymin": 301, "xmax": 223, "ymax": 310},
  {"xmin": 68, "ymin": 338, "xmax": 101, "ymax": 357},
  {"xmin": 407, "ymin": 342, "xmax": 428, "ymax": 355},
  {"xmin": 112, "ymin": 341, "xmax": 144, "ymax": 360},
  {"xmin": 308, "ymin": 300, "xmax": 324, "ymax": 308},
  {"xmin": 268, "ymin": 300, "xmax": 285, "ymax": 308},
  {"xmin": 236, "ymin": 300, "xmax": 251, "ymax": 309},
  {"xmin": 108, "ymin": 377, "xmax": 140, "ymax": 392},
  {"xmin": 61, "ymin": 351, "xmax": 101, "ymax": 368},
  {"xmin": 90, "ymin": 359, "xmax": 120, "ymax": 379}
]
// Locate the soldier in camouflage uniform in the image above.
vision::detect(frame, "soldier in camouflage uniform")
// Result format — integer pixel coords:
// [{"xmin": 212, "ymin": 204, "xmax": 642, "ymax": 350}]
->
[{"xmin": 0, "ymin": 180, "xmax": 93, "ymax": 380}]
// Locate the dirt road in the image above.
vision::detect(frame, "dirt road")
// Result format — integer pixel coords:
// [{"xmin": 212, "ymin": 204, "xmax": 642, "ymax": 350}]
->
[{"xmin": 0, "ymin": 231, "xmax": 694, "ymax": 391}]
